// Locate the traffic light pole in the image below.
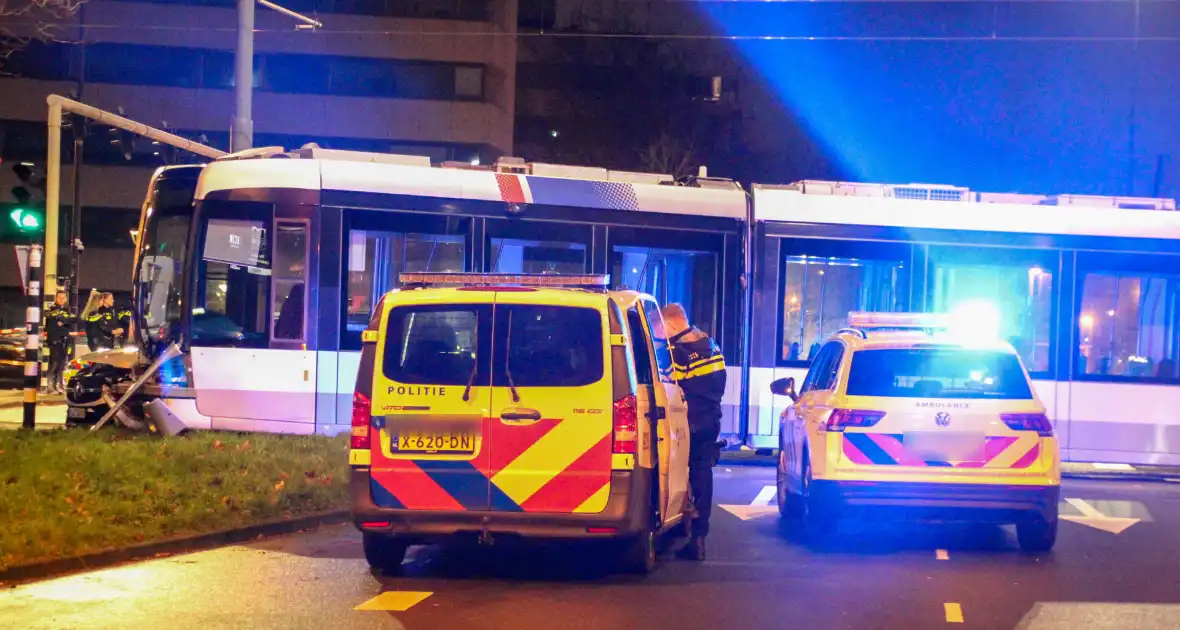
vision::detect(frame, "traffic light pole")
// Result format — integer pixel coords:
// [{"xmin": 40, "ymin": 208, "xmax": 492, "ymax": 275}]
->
[
  {"xmin": 70, "ymin": 119, "xmax": 84, "ymax": 317},
  {"xmin": 43, "ymin": 96, "xmax": 229, "ymax": 299}
]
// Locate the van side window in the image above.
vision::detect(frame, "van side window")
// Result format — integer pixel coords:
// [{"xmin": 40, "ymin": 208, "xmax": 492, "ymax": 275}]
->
[
  {"xmin": 641, "ymin": 299, "xmax": 675, "ymax": 383},
  {"xmin": 627, "ymin": 308, "xmax": 654, "ymax": 386}
]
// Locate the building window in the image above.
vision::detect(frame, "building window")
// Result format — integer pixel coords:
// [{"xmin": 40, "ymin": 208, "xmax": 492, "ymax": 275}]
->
[
  {"xmin": 781, "ymin": 253, "xmax": 906, "ymax": 363},
  {"xmin": 454, "ymin": 66, "xmax": 484, "ymax": 98},
  {"xmin": 1077, "ymin": 270, "xmax": 1180, "ymax": 381},
  {"xmin": 928, "ymin": 247, "xmax": 1054, "ymax": 374}
]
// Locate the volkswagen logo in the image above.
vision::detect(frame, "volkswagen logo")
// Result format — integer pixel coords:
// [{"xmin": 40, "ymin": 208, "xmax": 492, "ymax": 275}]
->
[{"xmin": 935, "ymin": 412, "xmax": 951, "ymax": 427}]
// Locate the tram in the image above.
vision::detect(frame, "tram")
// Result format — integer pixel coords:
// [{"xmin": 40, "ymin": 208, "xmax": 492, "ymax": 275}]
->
[
  {"xmin": 67, "ymin": 145, "xmax": 1180, "ymax": 466},
  {"xmin": 69, "ymin": 147, "xmax": 748, "ymax": 437},
  {"xmin": 747, "ymin": 180, "xmax": 1180, "ymax": 466}
]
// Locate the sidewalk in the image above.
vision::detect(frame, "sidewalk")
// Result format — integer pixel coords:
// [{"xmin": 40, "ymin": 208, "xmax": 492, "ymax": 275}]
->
[
  {"xmin": 717, "ymin": 447, "xmax": 1180, "ymax": 482},
  {"xmin": 0, "ymin": 389, "xmax": 67, "ymax": 410}
]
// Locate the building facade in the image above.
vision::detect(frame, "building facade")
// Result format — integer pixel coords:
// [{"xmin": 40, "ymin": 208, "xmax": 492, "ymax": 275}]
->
[{"xmin": 0, "ymin": 0, "xmax": 517, "ymax": 325}]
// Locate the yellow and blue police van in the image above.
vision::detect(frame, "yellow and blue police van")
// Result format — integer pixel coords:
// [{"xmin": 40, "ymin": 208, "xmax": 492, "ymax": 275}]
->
[
  {"xmin": 349, "ymin": 273, "xmax": 693, "ymax": 574},
  {"xmin": 771, "ymin": 305, "xmax": 1061, "ymax": 551}
]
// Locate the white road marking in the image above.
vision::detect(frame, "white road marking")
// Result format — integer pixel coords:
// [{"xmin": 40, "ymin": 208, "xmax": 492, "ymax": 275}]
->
[
  {"xmin": 718, "ymin": 505, "xmax": 779, "ymax": 521},
  {"xmin": 1062, "ymin": 498, "xmax": 1142, "ymax": 534},
  {"xmin": 751, "ymin": 485, "xmax": 776, "ymax": 506},
  {"xmin": 935, "ymin": 549, "xmax": 949, "ymax": 561}
]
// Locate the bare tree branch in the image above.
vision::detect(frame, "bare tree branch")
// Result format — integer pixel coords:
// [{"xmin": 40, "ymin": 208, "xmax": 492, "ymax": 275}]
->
[{"xmin": 1, "ymin": 0, "xmax": 87, "ymax": 71}]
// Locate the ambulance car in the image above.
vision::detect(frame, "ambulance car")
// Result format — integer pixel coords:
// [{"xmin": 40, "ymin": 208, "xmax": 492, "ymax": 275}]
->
[
  {"xmin": 349, "ymin": 273, "xmax": 693, "ymax": 574},
  {"xmin": 771, "ymin": 306, "xmax": 1061, "ymax": 551}
]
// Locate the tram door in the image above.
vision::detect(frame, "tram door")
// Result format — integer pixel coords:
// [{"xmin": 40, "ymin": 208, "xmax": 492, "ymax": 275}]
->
[
  {"xmin": 607, "ymin": 227, "xmax": 729, "ymax": 431},
  {"xmin": 189, "ymin": 200, "xmax": 319, "ymax": 432}
]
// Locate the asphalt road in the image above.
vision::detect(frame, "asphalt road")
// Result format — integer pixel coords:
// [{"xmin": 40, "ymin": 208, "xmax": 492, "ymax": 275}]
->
[{"xmin": 3, "ymin": 468, "xmax": 1179, "ymax": 630}]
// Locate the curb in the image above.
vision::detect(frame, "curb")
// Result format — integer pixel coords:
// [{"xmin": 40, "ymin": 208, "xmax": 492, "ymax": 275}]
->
[{"xmin": 0, "ymin": 509, "xmax": 350, "ymax": 584}]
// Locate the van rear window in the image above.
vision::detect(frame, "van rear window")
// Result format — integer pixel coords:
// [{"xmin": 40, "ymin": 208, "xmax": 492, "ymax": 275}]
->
[
  {"xmin": 846, "ymin": 348, "xmax": 1033, "ymax": 399},
  {"xmin": 495, "ymin": 305, "xmax": 604, "ymax": 388},
  {"xmin": 383, "ymin": 305, "xmax": 487, "ymax": 386}
]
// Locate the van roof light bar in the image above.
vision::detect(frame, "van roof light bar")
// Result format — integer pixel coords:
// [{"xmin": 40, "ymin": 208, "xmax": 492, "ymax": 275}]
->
[
  {"xmin": 846, "ymin": 312, "xmax": 950, "ymax": 330},
  {"xmin": 399, "ymin": 272, "xmax": 611, "ymax": 289}
]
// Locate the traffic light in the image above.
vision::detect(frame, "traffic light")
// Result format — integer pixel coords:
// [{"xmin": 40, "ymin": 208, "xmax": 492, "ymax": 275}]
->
[{"xmin": 9, "ymin": 207, "xmax": 43, "ymax": 233}]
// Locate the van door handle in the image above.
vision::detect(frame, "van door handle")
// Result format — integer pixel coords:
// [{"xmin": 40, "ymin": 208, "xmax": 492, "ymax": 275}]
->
[{"xmin": 500, "ymin": 408, "xmax": 542, "ymax": 423}]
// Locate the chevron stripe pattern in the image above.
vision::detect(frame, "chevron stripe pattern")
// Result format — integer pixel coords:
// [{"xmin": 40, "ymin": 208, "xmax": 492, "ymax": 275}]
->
[
  {"xmin": 369, "ymin": 416, "xmax": 612, "ymax": 514},
  {"xmin": 842, "ymin": 433, "xmax": 1042, "ymax": 469}
]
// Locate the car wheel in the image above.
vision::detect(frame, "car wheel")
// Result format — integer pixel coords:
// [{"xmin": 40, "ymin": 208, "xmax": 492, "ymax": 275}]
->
[
  {"xmin": 363, "ymin": 532, "xmax": 409, "ymax": 574},
  {"xmin": 1016, "ymin": 512, "xmax": 1058, "ymax": 553},
  {"xmin": 776, "ymin": 448, "xmax": 800, "ymax": 519},
  {"xmin": 621, "ymin": 530, "xmax": 656, "ymax": 575},
  {"xmin": 799, "ymin": 455, "xmax": 835, "ymax": 538}
]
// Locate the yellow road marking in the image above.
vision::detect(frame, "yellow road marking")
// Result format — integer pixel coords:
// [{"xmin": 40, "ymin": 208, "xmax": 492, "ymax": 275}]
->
[
  {"xmin": 355, "ymin": 591, "xmax": 433, "ymax": 612},
  {"xmin": 944, "ymin": 602, "xmax": 964, "ymax": 623},
  {"xmin": 935, "ymin": 549, "xmax": 949, "ymax": 561}
]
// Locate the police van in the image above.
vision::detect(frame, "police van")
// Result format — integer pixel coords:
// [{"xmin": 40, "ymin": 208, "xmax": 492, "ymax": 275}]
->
[
  {"xmin": 771, "ymin": 307, "xmax": 1061, "ymax": 551},
  {"xmin": 349, "ymin": 273, "xmax": 693, "ymax": 574}
]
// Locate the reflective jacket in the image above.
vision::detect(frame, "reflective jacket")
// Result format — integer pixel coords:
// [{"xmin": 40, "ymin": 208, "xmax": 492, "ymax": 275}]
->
[
  {"xmin": 45, "ymin": 305, "xmax": 76, "ymax": 346},
  {"xmin": 667, "ymin": 327, "xmax": 727, "ymax": 438},
  {"xmin": 86, "ymin": 306, "xmax": 117, "ymax": 349}
]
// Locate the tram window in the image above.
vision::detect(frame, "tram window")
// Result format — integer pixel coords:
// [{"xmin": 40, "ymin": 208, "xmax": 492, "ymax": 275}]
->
[
  {"xmin": 194, "ymin": 209, "xmax": 272, "ymax": 348},
  {"xmin": 782, "ymin": 255, "xmax": 904, "ymax": 363},
  {"xmin": 490, "ymin": 238, "xmax": 586, "ymax": 275},
  {"xmin": 346, "ymin": 230, "xmax": 465, "ymax": 333},
  {"xmin": 1077, "ymin": 272, "xmax": 1180, "ymax": 381},
  {"xmin": 272, "ymin": 221, "xmax": 308, "ymax": 342},
  {"xmin": 928, "ymin": 250, "xmax": 1054, "ymax": 374},
  {"xmin": 611, "ymin": 246, "xmax": 717, "ymax": 338}
]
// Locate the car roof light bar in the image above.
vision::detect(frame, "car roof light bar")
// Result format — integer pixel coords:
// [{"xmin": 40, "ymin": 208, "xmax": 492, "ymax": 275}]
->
[
  {"xmin": 399, "ymin": 272, "xmax": 611, "ymax": 288},
  {"xmin": 846, "ymin": 312, "xmax": 950, "ymax": 330}
]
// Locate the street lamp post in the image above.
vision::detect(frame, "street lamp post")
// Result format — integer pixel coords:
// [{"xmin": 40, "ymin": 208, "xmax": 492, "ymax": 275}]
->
[
  {"xmin": 231, "ymin": 0, "xmax": 322, "ymax": 152},
  {"xmin": 231, "ymin": 0, "xmax": 255, "ymax": 153}
]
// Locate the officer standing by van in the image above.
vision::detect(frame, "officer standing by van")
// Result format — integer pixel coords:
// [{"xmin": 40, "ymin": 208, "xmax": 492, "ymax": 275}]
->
[
  {"xmin": 660, "ymin": 303, "xmax": 726, "ymax": 561},
  {"xmin": 45, "ymin": 290, "xmax": 76, "ymax": 393}
]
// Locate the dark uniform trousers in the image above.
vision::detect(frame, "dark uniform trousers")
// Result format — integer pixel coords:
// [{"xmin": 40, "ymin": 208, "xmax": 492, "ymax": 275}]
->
[
  {"xmin": 667, "ymin": 327, "xmax": 727, "ymax": 539},
  {"xmin": 45, "ymin": 305, "xmax": 76, "ymax": 391}
]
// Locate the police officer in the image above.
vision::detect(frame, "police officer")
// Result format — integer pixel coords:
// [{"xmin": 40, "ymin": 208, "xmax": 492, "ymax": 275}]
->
[
  {"xmin": 660, "ymin": 303, "xmax": 726, "ymax": 561},
  {"xmin": 115, "ymin": 301, "xmax": 133, "ymax": 346},
  {"xmin": 45, "ymin": 290, "xmax": 76, "ymax": 394},
  {"xmin": 85, "ymin": 293, "xmax": 123, "ymax": 351}
]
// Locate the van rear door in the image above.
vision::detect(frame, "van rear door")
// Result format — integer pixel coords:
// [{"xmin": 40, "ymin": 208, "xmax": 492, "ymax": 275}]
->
[
  {"xmin": 368, "ymin": 296, "xmax": 494, "ymax": 511},
  {"xmin": 486, "ymin": 293, "xmax": 615, "ymax": 514}
]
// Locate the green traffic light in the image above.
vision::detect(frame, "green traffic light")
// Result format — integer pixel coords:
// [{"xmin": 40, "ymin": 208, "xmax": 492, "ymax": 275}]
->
[{"xmin": 9, "ymin": 208, "xmax": 42, "ymax": 232}]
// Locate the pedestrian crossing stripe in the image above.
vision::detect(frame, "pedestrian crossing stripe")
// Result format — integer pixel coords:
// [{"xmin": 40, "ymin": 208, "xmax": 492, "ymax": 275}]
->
[{"xmin": 355, "ymin": 591, "xmax": 433, "ymax": 612}]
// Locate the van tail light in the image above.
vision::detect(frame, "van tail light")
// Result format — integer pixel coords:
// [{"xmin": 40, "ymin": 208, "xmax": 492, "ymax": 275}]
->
[
  {"xmin": 612, "ymin": 394, "xmax": 638, "ymax": 454},
  {"xmin": 824, "ymin": 409, "xmax": 886, "ymax": 432},
  {"xmin": 351, "ymin": 391, "xmax": 372, "ymax": 449},
  {"xmin": 1001, "ymin": 412, "xmax": 1054, "ymax": 437}
]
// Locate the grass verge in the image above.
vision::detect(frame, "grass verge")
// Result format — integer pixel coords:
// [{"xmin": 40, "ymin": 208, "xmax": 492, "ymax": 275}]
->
[{"xmin": 0, "ymin": 429, "xmax": 349, "ymax": 571}]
